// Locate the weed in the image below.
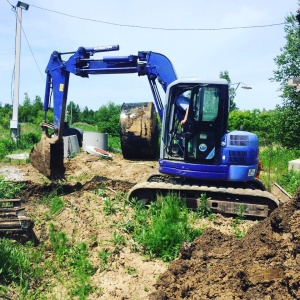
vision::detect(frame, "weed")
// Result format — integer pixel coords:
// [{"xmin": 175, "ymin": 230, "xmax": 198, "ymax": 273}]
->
[
  {"xmin": 121, "ymin": 219, "xmax": 135, "ymax": 234},
  {"xmin": 98, "ymin": 248, "xmax": 111, "ymax": 271},
  {"xmin": 0, "ymin": 238, "xmax": 40, "ymax": 294},
  {"xmin": 103, "ymin": 199, "xmax": 116, "ymax": 215},
  {"xmin": 259, "ymin": 145, "xmax": 300, "ymax": 190},
  {"xmin": 277, "ymin": 169, "xmax": 300, "ymax": 196},
  {"xmin": 0, "ymin": 177, "xmax": 24, "ymax": 198},
  {"xmin": 0, "ymin": 239, "xmax": 30, "ymax": 284},
  {"xmin": 68, "ymin": 242, "xmax": 94, "ymax": 274},
  {"xmin": 131, "ymin": 193, "xmax": 203, "ymax": 262},
  {"xmin": 50, "ymin": 196, "xmax": 64, "ymax": 215},
  {"xmin": 115, "ymin": 191, "xmax": 126, "ymax": 203},
  {"xmin": 111, "ymin": 231, "xmax": 126, "ymax": 248},
  {"xmin": 208, "ymin": 213, "xmax": 216, "ymax": 222},
  {"xmin": 234, "ymin": 227, "xmax": 246, "ymax": 239},
  {"xmin": 68, "ymin": 151, "xmax": 77, "ymax": 159},
  {"xmin": 236, "ymin": 204, "xmax": 245, "ymax": 222},
  {"xmin": 232, "ymin": 208, "xmax": 246, "ymax": 239},
  {"xmin": 197, "ymin": 193, "xmax": 212, "ymax": 218},
  {"xmin": 48, "ymin": 224, "xmax": 94, "ymax": 299},
  {"xmin": 49, "ymin": 223, "xmax": 68, "ymax": 264},
  {"xmin": 94, "ymin": 185, "xmax": 107, "ymax": 197},
  {"xmin": 76, "ymin": 172, "xmax": 90, "ymax": 182},
  {"xmin": 126, "ymin": 266, "xmax": 137, "ymax": 275},
  {"xmin": 68, "ymin": 243, "xmax": 94, "ymax": 299},
  {"xmin": 41, "ymin": 185, "xmax": 63, "ymax": 206}
]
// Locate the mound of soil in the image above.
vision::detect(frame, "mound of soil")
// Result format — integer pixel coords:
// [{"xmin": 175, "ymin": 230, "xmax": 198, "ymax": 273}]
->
[{"xmin": 150, "ymin": 189, "xmax": 300, "ymax": 299}]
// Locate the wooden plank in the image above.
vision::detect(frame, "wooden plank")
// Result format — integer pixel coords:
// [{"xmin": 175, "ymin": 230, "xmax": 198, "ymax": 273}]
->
[
  {"xmin": 0, "ymin": 198, "xmax": 33, "ymax": 232},
  {"xmin": 271, "ymin": 183, "xmax": 292, "ymax": 204}
]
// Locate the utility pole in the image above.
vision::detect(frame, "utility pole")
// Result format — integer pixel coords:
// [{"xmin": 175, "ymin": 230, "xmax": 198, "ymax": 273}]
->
[{"xmin": 10, "ymin": 1, "xmax": 29, "ymax": 143}]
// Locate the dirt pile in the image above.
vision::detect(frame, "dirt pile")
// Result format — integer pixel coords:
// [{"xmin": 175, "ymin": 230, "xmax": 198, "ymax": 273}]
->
[{"xmin": 150, "ymin": 189, "xmax": 300, "ymax": 300}]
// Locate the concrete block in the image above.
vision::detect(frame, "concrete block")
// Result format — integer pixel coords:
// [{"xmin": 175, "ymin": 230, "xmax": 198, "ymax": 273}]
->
[
  {"xmin": 63, "ymin": 135, "xmax": 80, "ymax": 158},
  {"xmin": 288, "ymin": 159, "xmax": 300, "ymax": 171}
]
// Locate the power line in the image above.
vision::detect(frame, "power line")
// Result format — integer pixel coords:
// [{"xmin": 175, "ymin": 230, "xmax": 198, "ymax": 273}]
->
[
  {"xmin": 5, "ymin": 0, "xmax": 14, "ymax": 10},
  {"xmin": 29, "ymin": 3, "xmax": 287, "ymax": 31}
]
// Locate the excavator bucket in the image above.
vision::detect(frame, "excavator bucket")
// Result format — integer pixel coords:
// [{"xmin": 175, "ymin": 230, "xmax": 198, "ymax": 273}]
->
[
  {"xmin": 29, "ymin": 133, "xmax": 65, "ymax": 179},
  {"xmin": 120, "ymin": 102, "xmax": 159, "ymax": 160}
]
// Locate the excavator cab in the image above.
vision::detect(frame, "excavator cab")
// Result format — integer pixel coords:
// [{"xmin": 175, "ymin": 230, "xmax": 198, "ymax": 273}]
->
[{"xmin": 161, "ymin": 79, "xmax": 229, "ymax": 167}]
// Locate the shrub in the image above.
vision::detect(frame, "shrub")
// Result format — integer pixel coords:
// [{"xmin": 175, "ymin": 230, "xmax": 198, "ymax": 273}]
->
[
  {"xmin": 0, "ymin": 138, "xmax": 15, "ymax": 159},
  {"xmin": 18, "ymin": 132, "xmax": 41, "ymax": 149}
]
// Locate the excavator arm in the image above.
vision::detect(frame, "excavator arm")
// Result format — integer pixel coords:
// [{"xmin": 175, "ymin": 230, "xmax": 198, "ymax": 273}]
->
[{"xmin": 30, "ymin": 45, "xmax": 177, "ymax": 178}]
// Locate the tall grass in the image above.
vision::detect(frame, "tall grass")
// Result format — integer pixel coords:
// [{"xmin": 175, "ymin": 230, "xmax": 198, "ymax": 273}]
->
[
  {"xmin": 259, "ymin": 145, "xmax": 300, "ymax": 192},
  {"xmin": 131, "ymin": 194, "xmax": 203, "ymax": 262},
  {"xmin": 0, "ymin": 239, "xmax": 40, "ymax": 296},
  {"xmin": 72, "ymin": 122, "xmax": 97, "ymax": 132}
]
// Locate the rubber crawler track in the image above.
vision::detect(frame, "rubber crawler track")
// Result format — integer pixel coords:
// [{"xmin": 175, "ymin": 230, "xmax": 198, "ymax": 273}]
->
[{"xmin": 128, "ymin": 181, "xmax": 280, "ymax": 218}]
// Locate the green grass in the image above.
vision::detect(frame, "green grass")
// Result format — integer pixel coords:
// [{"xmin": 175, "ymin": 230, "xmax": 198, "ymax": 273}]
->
[
  {"xmin": 0, "ymin": 239, "xmax": 41, "ymax": 296},
  {"xmin": 0, "ymin": 177, "xmax": 24, "ymax": 198},
  {"xmin": 72, "ymin": 122, "xmax": 97, "ymax": 132},
  {"xmin": 259, "ymin": 145, "xmax": 300, "ymax": 191},
  {"xmin": 276, "ymin": 169, "xmax": 300, "ymax": 196},
  {"xmin": 131, "ymin": 193, "xmax": 203, "ymax": 262},
  {"xmin": 49, "ymin": 223, "xmax": 94, "ymax": 299}
]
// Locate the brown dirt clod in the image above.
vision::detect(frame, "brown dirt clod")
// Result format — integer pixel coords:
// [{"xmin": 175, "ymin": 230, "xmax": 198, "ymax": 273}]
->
[{"xmin": 150, "ymin": 188, "xmax": 300, "ymax": 300}]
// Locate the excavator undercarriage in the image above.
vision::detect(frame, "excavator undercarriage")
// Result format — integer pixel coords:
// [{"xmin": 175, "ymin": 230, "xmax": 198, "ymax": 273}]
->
[{"xmin": 128, "ymin": 174, "xmax": 280, "ymax": 218}]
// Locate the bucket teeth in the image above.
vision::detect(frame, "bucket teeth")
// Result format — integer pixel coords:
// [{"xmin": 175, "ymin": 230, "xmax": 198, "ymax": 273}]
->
[{"xmin": 30, "ymin": 134, "xmax": 65, "ymax": 179}]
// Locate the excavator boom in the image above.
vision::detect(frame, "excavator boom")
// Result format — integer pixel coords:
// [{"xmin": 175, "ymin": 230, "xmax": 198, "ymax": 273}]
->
[{"xmin": 30, "ymin": 45, "xmax": 177, "ymax": 179}]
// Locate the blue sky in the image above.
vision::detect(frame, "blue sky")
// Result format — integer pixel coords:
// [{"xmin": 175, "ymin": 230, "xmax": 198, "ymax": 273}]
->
[{"xmin": 0, "ymin": 0, "xmax": 298, "ymax": 111}]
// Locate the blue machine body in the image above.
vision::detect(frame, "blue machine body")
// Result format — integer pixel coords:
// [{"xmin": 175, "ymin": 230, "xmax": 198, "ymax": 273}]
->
[
  {"xmin": 159, "ymin": 131, "xmax": 259, "ymax": 182},
  {"xmin": 42, "ymin": 45, "xmax": 259, "ymax": 184},
  {"xmin": 159, "ymin": 78, "xmax": 259, "ymax": 182}
]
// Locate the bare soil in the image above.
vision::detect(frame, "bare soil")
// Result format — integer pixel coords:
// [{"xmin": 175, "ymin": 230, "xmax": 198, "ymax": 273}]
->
[
  {"xmin": 150, "ymin": 190, "xmax": 300, "ymax": 300},
  {"xmin": 1, "ymin": 151, "xmax": 300, "ymax": 299}
]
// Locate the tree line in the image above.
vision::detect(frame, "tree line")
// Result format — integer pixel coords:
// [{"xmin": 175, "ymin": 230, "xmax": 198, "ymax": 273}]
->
[
  {"xmin": 0, "ymin": 93, "xmax": 122, "ymax": 138},
  {"xmin": 0, "ymin": 92, "xmax": 293, "ymax": 149}
]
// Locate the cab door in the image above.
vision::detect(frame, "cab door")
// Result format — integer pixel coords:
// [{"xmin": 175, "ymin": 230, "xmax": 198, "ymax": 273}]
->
[{"xmin": 184, "ymin": 84, "xmax": 228, "ymax": 164}]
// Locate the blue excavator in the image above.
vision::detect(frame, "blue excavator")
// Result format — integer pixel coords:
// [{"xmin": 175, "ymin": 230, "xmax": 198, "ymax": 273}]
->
[{"xmin": 30, "ymin": 45, "xmax": 279, "ymax": 218}]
